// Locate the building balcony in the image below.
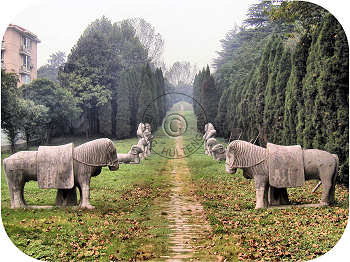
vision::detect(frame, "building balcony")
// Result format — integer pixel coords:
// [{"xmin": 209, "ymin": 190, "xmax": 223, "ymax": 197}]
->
[
  {"xmin": 19, "ymin": 45, "xmax": 31, "ymax": 55},
  {"xmin": 1, "ymin": 60, "xmax": 5, "ymax": 70},
  {"xmin": 1, "ymin": 41, "xmax": 5, "ymax": 50},
  {"xmin": 19, "ymin": 64, "xmax": 32, "ymax": 74}
]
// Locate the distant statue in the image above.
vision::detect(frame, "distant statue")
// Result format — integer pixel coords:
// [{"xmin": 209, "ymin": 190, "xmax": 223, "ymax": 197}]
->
[
  {"xmin": 203, "ymin": 123, "xmax": 216, "ymax": 155},
  {"xmin": 118, "ymin": 145, "xmax": 144, "ymax": 164}
]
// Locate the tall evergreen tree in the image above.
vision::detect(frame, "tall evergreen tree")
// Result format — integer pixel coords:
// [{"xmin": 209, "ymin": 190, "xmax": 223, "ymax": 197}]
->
[
  {"xmin": 271, "ymin": 47, "xmax": 291, "ymax": 144},
  {"xmin": 263, "ymin": 36, "xmax": 284, "ymax": 142},
  {"xmin": 282, "ymin": 33, "xmax": 312, "ymax": 145},
  {"xmin": 254, "ymin": 35, "xmax": 275, "ymax": 144}
]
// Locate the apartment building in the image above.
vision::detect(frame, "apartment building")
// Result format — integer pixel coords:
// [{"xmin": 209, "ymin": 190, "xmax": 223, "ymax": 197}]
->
[{"xmin": 1, "ymin": 24, "xmax": 40, "ymax": 86}]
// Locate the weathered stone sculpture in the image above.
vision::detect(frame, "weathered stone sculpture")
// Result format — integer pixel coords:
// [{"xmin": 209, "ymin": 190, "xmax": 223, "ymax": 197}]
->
[
  {"xmin": 143, "ymin": 130, "xmax": 154, "ymax": 157},
  {"xmin": 225, "ymin": 140, "xmax": 338, "ymax": 209},
  {"xmin": 206, "ymin": 138, "xmax": 217, "ymax": 156},
  {"xmin": 3, "ymin": 138, "xmax": 119, "ymax": 209},
  {"xmin": 137, "ymin": 123, "xmax": 146, "ymax": 139},
  {"xmin": 211, "ymin": 144, "xmax": 226, "ymax": 161},
  {"xmin": 143, "ymin": 123, "xmax": 153, "ymax": 157},
  {"xmin": 145, "ymin": 123, "xmax": 152, "ymax": 132},
  {"xmin": 203, "ymin": 123, "xmax": 216, "ymax": 155},
  {"xmin": 137, "ymin": 137, "xmax": 149, "ymax": 161},
  {"xmin": 118, "ymin": 145, "xmax": 144, "ymax": 164}
]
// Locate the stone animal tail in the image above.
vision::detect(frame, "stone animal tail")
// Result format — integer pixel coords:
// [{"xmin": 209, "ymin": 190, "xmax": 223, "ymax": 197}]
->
[
  {"xmin": 312, "ymin": 154, "xmax": 339, "ymax": 193},
  {"xmin": 312, "ymin": 181, "xmax": 322, "ymax": 193}
]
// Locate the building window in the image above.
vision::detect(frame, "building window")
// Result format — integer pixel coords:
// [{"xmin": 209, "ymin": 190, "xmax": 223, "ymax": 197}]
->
[
  {"xmin": 22, "ymin": 55, "xmax": 31, "ymax": 69},
  {"xmin": 23, "ymin": 37, "xmax": 31, "ymax": 49},
  {"xmin": 1, "ymin": 50, "xmax": 4, "ymax": 61},
  {"xmin": 21, "ymin": 74, "xmax": 31, "ymax": 84}
]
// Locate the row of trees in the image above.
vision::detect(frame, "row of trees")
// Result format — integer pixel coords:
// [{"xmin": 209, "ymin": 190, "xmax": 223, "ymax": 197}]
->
[
  {"xmin": 193, "ymin": 66, "xmax": 218, "ymax": 132},
  {"xmin": 1, "ymin": 17, "xmax": 168, "ymax": 151},
  {"xmin": 194, "ymin": 1, "xmax": 348, "ymax": 185},
  {"xmin": 58, "ymin": 17, "xmax": 167, "ymax": 137}
]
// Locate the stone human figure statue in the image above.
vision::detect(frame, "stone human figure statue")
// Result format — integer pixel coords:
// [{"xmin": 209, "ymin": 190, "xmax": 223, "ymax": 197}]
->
[
  {"xmin": 203, "ymin": 123, "xmax": 216, "ymax": 155},
  {"xmin": 137, "ymin": 123, "xmax": 145, "ymax": 139}
]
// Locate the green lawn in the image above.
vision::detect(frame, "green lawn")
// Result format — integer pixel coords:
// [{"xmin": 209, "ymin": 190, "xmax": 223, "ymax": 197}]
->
[
  {"xmin": 182, "ymin": 112, "xmax": 349, "ymax": 261},
  {"xmin": 1, "ymin": 134, "xmax": 173, "ymax": 261},
  {"xmin": 1, "ymin": 107, "xmax": 349, "ymax": 261}
]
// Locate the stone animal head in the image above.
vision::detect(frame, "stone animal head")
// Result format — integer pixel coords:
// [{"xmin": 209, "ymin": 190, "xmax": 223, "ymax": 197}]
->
[
  {"xmin": 206, "ymin": 138, "xmax": 217, "ymax": 150},
  {"xmin": 130, "ymin": 145, "xmax": 143, "ymax": 155},
  {"xmin": 211, "ymin": 144, "xmax": 226, "ymax": 161},
  {"xmin": 74, "ymin": 138, "xmax": 119, "ymax": 171},
  {"xmin": 225, "ymin": 140, "xmax": 265, "ymax": 175}
]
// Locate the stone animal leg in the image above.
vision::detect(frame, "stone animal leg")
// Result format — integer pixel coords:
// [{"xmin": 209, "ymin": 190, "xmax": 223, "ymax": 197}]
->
[
  {"xmin": 5, "ymin": 171, "xmax": 27, "ymax": 209},
  {"xmin": 79, "ymin": 181, "xmax": 94, "ymax": 209},
  {"xmin": 20, "ymin": 182, "xmax": 27, "ymax": 206},
  {"xmin": 320, "ymin": 166, "xmax": 336, "ymax": 206},
  {"xmin": 56, "ymin": 187, "xmax": 78, "ymax": 206},
  {"xmin": 255, "ymin": 177, "xmax": 269, "ymax": 209},
  {"xmin": 268, "ymin": 187, "xmax": 290, "ymax": 206},
  {"xmin": 280, "ymin": 188, "xmax": 290, "ymax": 205},
  {"xmin": 320, "ymin": 183, "xmax": 332, "ymax": 206}
]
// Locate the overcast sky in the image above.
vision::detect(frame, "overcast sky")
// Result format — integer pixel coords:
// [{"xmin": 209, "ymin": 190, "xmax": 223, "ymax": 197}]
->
[
  {"xmin": 1, "ymin": 0, "xmax": 349, "ymax": 71},
  {"xmin": 3, "ymin": 0, "xmax": 257, "ymax": 69}
]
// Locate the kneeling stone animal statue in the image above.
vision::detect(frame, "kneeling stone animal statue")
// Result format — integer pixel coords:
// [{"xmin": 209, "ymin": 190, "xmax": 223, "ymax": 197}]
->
[
  {"xmin": 225, "ymin": 140, "xmax": 338, "ymax": 209},
  {"xmin": 118, "ymin": 145, "xmax": 143, "ymax": 164},
  {"xmin": 3, "ymin": 138, "xmax": 119, "ymax": 209},
  {"xmin": 211, "ymin": 144, "xmax": 226, "ymax": 161}
]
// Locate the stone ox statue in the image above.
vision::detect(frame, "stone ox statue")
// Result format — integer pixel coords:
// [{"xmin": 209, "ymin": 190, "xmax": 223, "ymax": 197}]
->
[
  {"xmin": 3, "ymin": 138, "xmax": 119, "ymax": 209},
  {"xmin": 225, "ymin": 140, "xmax": 338, "ymax": 209}
]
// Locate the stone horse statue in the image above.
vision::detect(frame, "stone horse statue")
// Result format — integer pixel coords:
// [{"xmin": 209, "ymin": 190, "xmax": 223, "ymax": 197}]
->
[
  {"xmin": 225, "ymin": 140, "xmax": 338, "ymax": 209},
  {"xmin": 3, "ymin": 138, "xmax": 119, "ymax": 209}
]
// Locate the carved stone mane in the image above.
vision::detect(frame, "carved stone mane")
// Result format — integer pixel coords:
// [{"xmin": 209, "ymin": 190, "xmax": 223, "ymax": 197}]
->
[
  {"xmin": 74, "ymin": 138, "xmax": 118, "ymax": 167},
  {"xmin": 227, "ymin": 140, "xmax": 266, "ymax": 168}
]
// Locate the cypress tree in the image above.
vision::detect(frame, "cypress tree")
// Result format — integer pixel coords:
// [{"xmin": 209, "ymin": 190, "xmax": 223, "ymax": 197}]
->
[
  {"xmin": 197, "ymin": 66, "xmax": 218, "ymax": 131},
  {"xmin": 263, "ymin": 37, "xmax": 284, "ymax": 142},
  {"xmin": 283, "ymin": 33, "xmax": 312, "ymax": 145},
  {"xmin": 310, "ymin": 14, "xmax": 348, "ymax": 184},
  {"xmin": 302, "ymin": 25, "xmax": 323, "ymax": 148},
  {"xmin": 116, "ymin": 71, "xmax": 132, "ymax": 138},
  {"xmin": 271, "ymin": 47, "xmax": 292, "ymax": 144},
  {"xmin": 137, "ymin": 64, "xmax": 158, "ymax": 128},
  {"xmin": 215, "ymin": 88, "xmax": 229, "ymax": 137},
  {"xmin": 225, "ymin": 86, "xmax": 237, "ymax": 138},
  {"xmin": 254, "ymin": 35, "xmax": 275, "ymax": 144}
]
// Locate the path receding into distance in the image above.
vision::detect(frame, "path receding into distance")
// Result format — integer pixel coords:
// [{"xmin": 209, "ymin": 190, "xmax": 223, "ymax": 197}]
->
[{"xmin": 160, "ymin": 136, "xmax": 214, "ymax": 261}]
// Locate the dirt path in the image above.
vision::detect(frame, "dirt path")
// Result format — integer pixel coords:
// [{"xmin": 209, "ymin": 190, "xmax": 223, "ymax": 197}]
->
[{"xmin": 161, "ymin": 136, "xmax": 214, "ymax": 261}]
